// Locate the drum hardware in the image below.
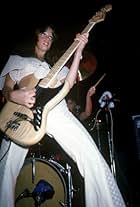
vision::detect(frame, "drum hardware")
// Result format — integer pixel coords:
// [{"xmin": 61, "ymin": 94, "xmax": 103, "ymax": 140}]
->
[
  {"xmin": 49, "ymin": 158, "xmax": 74, "ymax": 207},
  {"xmin": 29, "ymin": 153, "xmax": 45, "ymax": 184},
  {"xmin": 66, "ymin": 163, "xmax": 74, "ymax": 207},
  {"xmin": 98, "ymin": 90, "xmax": 116, "ymax": 179},
  {"xmin": 48, "ymin": 157, "xmax": 67, "ymax": 173},
  {"xmin": 15, "ymin": 188, "xmax": 32, "ymax": 204},
  {"xmin": 95, "ymin": 120, "xmax": 102, "ymax": 152},
  {"xmin": 89, "ymin": 109, "xmax": 102, "ymax": 132},
  {"xmin": 104, "ymin": 107, "xmax": 116, "ymax": 179},
  {"xmin": 89, "ymin": 99, "xmax": 117, "ymax": 179}
]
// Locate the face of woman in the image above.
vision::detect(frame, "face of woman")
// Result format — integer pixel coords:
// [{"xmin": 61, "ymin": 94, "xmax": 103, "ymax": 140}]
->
[
  {"xmin": 36, "ymin": 27, "xmax": 54, "ymax": 53},
  {"xmin": 67, "ymin": 99, "xmax": 76, "ymax": 112}
]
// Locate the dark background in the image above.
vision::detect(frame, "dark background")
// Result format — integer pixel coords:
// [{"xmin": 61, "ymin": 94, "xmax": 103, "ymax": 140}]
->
[{"xmin": 0, "ymin": 0, "xmax": 140, "ymax": 206}]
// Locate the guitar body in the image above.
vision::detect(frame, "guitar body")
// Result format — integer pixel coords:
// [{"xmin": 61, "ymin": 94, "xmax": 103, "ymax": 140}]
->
[
  {"xmin": 0, "ymin": 101, "xmax": 42, "ymax": 146},
  {"xmin": 0, "ymin": 81, "xmax": 70, "ymax": 146}
]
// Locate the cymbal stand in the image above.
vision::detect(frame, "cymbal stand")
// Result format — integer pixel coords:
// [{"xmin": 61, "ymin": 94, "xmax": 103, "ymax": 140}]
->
[
  {"xmin": 105, "ymin": 106, "xmax": 116, "ymax": 179},
  {"xmin": 96, "ymin": 120, "xmax": 102, "ymax": 152}
]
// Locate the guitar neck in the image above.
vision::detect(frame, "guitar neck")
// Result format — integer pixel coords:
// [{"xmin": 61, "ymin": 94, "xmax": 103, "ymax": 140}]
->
[{"xmin": 39, "ymin": 4, "xmax": 112, "ymax": 88}]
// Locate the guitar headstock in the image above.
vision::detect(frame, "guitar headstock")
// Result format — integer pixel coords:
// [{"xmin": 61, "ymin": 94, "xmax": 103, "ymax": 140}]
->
[{"xmin": 89, "ymin": 4, "xmax": 112, "ymax": 24}]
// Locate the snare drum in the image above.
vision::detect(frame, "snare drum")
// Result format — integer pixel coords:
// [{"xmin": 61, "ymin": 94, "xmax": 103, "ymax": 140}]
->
[{"xmin": 15, "ymin": 157, "xmax": 68, "ymax": 207}]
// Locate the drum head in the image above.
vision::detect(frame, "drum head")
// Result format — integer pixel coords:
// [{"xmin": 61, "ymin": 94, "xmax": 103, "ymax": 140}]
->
[{"xmin": 15, "ymin": 157, "xmax": 67, "ymax": 207}]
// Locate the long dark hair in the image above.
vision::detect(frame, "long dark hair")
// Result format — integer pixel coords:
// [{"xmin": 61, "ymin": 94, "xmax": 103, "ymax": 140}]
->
[{"xmin": 11, "ymin": 23, "xmax": 57, "ymax": 60}]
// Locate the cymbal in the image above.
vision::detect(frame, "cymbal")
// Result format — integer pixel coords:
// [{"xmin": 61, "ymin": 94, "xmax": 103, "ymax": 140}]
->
[{"xmin": 79, "ymin": 51, "xmax": 97, "ymax": 80}]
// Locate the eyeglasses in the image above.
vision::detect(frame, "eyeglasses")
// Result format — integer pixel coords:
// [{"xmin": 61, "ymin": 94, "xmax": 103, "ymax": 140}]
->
[{"xmin": 40, "ymin": 32, "xmax": 54, "ymax": 41}]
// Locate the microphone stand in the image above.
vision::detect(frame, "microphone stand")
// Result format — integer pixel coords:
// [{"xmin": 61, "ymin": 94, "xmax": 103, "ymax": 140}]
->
[
  {"xmin": 104, "ymin": 101, "xmax": 116, "ymax": 180},
  {"xmin": 96, "ymin": 120, "xmax": 102, "ymax": 152},
  {"xmin": 34, "ymin": 197, "xmax": 42, "ymax": 207}
]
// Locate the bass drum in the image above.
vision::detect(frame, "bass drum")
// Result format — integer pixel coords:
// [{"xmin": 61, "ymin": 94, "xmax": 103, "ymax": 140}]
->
[{"xmin": 15, "ymin": 157, "xmax": 68, "ymax": 207}]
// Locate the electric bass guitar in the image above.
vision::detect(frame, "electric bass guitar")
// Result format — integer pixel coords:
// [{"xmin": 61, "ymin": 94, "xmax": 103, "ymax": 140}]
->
[{"xmin": 0, "ymin": 4, "xmax": 112, "ymax": 146}]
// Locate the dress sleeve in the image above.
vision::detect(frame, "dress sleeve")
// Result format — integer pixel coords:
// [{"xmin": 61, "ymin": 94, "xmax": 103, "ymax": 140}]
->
[
  {"xmin": 0, "ymin": 55, "xmax": 24, "ymax": 89},
  {"xmin": 0, "ymin": 55, "xmax": 25, "ymax": 77},
  {"xmin": 57, "ymin": 66, "xmax": 69, "ymax": 81}
]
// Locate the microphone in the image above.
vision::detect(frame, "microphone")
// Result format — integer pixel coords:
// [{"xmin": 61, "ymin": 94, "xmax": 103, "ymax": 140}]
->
[
  {"xmin": 32, "ymin": 179, "xmax": 55, "ymax": 206},
  {"xmin": 15, "ymin": 188, "xmax": 32, "ymax": 203},
  {"xmin": 15, "ymin": 180, "xmax": 55, "ymax": 206},
  {"xmin": 98, "ymin": 91, "xmax": 115, "ymax": 108}
]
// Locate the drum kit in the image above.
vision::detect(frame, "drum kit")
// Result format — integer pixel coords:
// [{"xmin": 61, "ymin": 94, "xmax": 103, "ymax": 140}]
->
[{"xmin": 15, "ymin": 138, "xmax": 75, "ymax": 207}]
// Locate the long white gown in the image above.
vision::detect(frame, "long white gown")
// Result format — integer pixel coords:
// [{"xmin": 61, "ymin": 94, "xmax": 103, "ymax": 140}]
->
[{"xmin": 0, "ymin": 55, "xmax": 126, "ymax": 207}]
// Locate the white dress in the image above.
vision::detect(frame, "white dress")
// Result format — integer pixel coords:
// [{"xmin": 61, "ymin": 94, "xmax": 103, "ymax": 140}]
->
[{"xmin": 0, "ymin": 55, "xmax": 126, "ymax": 207}]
